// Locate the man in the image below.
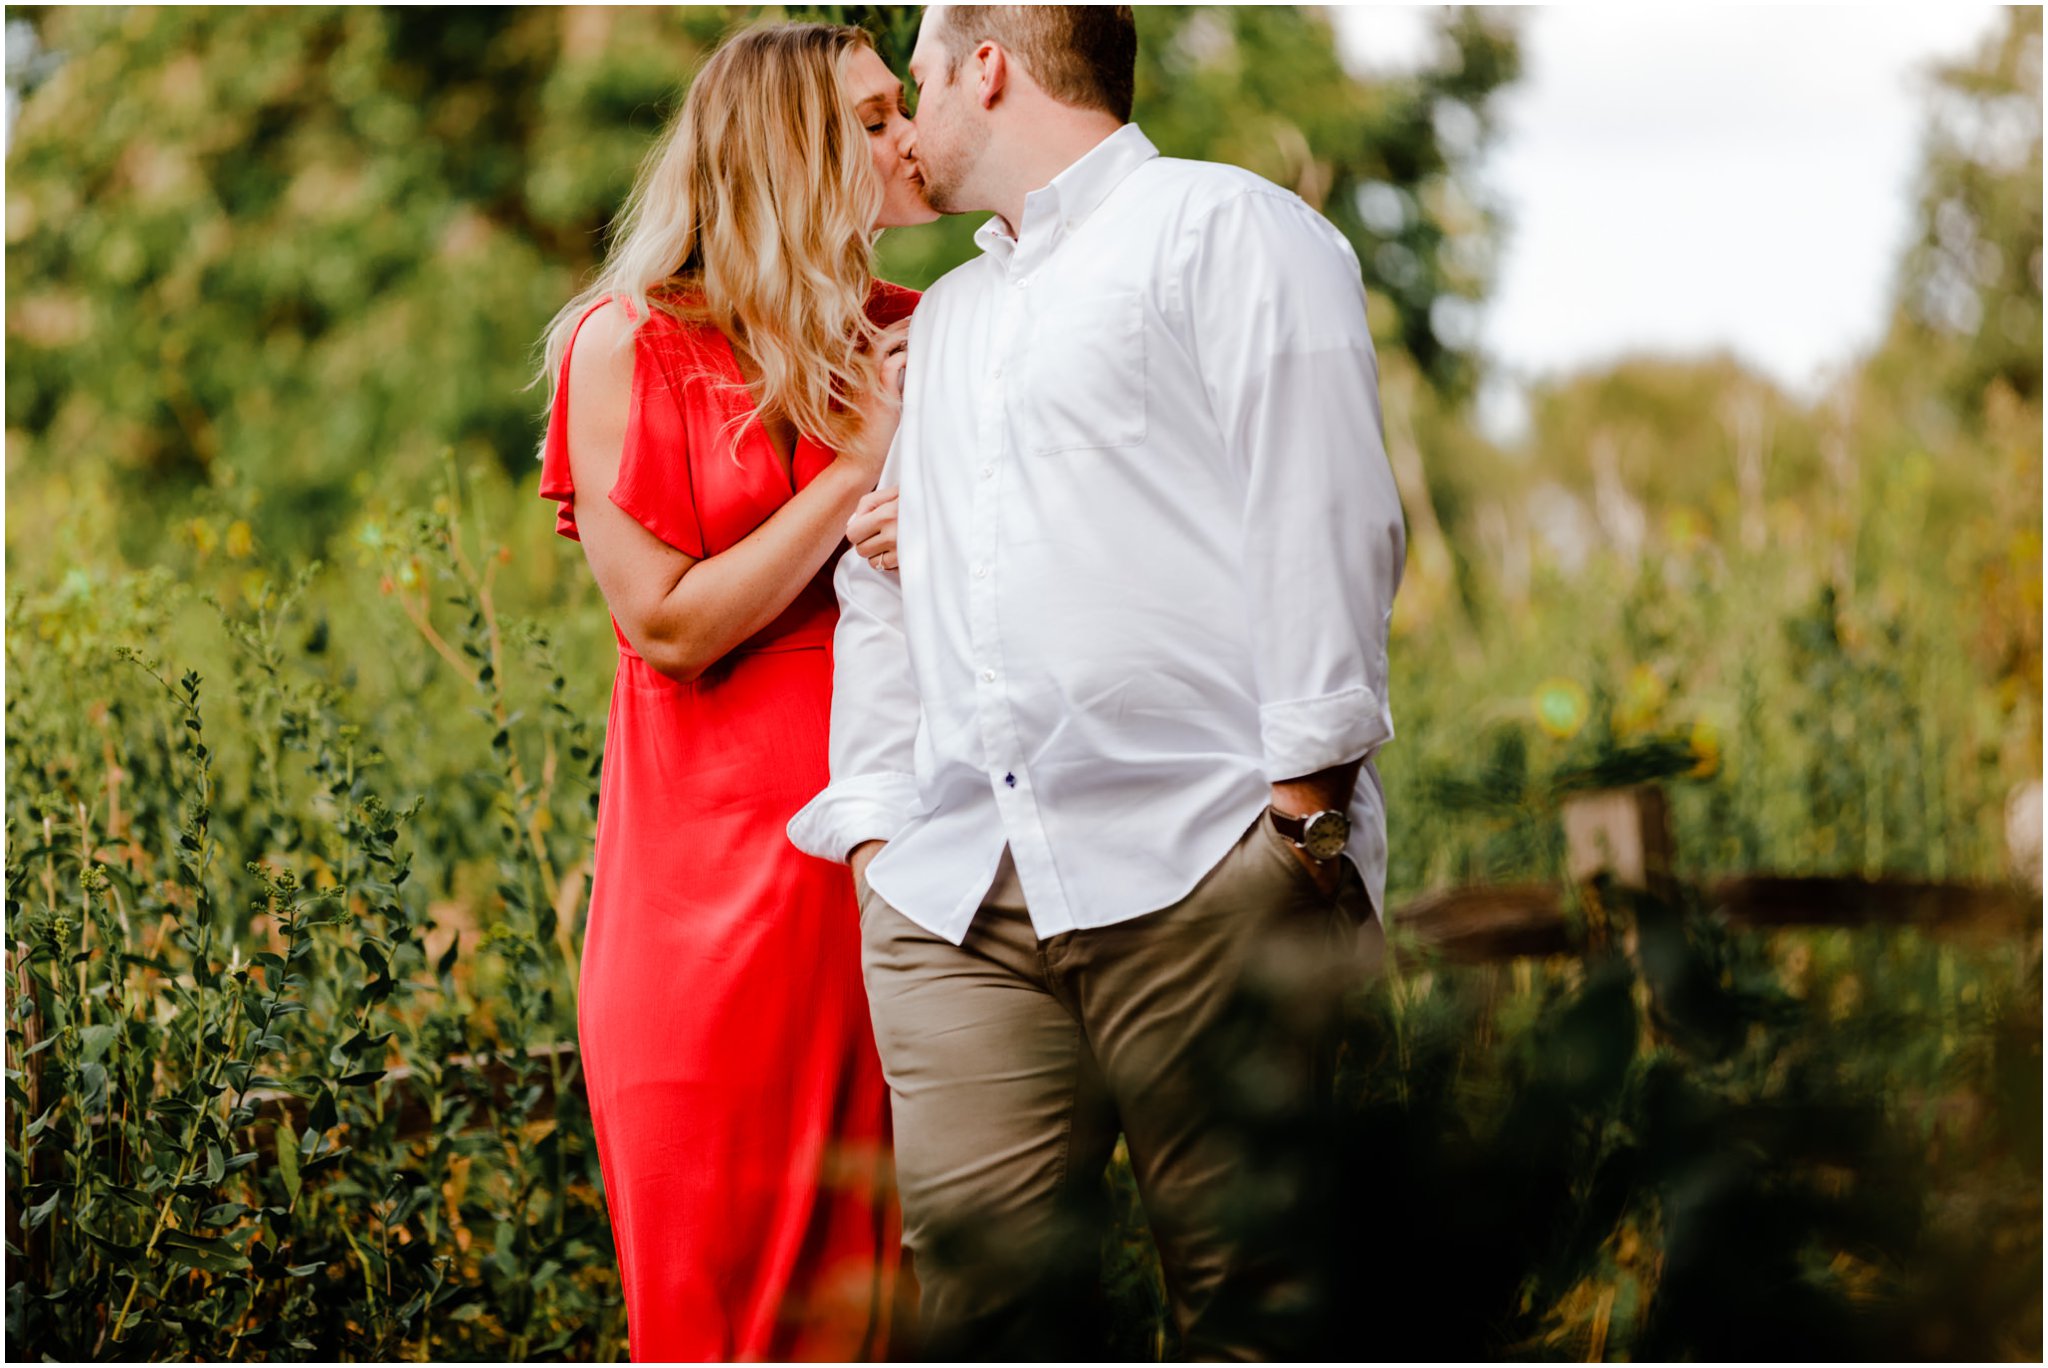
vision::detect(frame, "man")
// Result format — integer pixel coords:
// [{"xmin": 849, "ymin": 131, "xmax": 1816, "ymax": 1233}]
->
[{"xmin": 789, "ymin": 6, "xmax": 1405, "ymax": 1357}]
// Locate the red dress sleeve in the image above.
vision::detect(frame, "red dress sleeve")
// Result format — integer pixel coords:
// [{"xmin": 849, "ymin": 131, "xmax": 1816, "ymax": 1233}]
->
[
  {"xmin": 867, "ymin": 280, "xmax": 920, "ymax": 329},
  {"xmin": 538, "ymin": 299, "xmax": 708, "ymax": 558}
]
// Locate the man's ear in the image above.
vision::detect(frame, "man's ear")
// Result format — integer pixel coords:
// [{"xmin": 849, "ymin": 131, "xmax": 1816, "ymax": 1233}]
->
[{"xmin": 976, "ymin": 41, "xmax": 1006, "ymax": 110}]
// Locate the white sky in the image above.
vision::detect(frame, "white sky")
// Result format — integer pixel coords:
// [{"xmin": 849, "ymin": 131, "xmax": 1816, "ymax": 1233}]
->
[{"xmin": 1329, "ymin": 3, "xmax": 2008, "ymax": 436}]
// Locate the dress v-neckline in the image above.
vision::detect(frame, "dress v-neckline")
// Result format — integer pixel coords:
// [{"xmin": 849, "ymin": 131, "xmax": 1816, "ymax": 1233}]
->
[{"xmin": 716, "ymin": 331, "xmax": 802, "ymax": 494}]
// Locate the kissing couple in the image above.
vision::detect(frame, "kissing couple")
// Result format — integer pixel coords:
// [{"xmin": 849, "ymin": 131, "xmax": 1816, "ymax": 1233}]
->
[{"xmin": 536, "ymin": 6, "xmax": 1405, "ymax": 1360}]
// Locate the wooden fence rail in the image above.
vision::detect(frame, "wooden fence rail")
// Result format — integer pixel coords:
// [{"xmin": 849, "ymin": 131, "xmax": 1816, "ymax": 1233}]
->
[
  {"xmin": 1395, "ymin": 784, "xmax": 2040, "ymax": 963},
  {"xmin": 1397, "ymin": 871, "xmax": 2039, "ymax": 963}
]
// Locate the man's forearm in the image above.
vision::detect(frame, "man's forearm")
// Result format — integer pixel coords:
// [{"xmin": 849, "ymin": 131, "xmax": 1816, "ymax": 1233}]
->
[
  {"xmin": 850, "ymin": 839, "xmax": 886, "ymax": 888},
  {"xmin": 1270, "ymin": 756, "xmax": 1363, "ymax": 819}
]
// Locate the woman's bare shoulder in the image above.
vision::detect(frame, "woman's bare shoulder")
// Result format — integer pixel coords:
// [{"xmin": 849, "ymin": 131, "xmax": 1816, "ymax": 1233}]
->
[
  {"xmin": 567, "ymin": 295, "xmax": 707, "ymax": 390},
  {"xmin": 563, "ymin": 299, "xmax": 646, "ymax": 439},
  {"xmin": 568, "ymin": 296, "xmax": 643, "ymax": 362}
]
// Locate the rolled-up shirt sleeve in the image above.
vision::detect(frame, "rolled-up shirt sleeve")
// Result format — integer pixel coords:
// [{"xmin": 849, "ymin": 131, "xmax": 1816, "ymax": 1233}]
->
[
  {"xmin": 1180, "ymin": 190, "xmax": 1406, "ymax": 782},
  {"xmin": 786, "ymin": 539, "xmax": 923, "ymax": 862}
]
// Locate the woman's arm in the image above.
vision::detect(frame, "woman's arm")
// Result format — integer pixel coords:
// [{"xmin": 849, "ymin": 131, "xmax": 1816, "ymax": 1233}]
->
[{"xmin": 564, "ymin": 300, "xmax": 907, "ymax": 682}]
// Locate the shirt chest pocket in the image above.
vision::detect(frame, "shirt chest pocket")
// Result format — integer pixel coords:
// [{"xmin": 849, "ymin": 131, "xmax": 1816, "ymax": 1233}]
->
[{"xmin": 1017, "ymin": 289, "xmax": 1147, "ymax": 455}]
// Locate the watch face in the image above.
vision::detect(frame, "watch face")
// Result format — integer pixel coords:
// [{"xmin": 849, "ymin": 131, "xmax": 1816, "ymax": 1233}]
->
[{"xmin": 1302, "ymin": 811, "xmax": 1350, "ymax": 860}]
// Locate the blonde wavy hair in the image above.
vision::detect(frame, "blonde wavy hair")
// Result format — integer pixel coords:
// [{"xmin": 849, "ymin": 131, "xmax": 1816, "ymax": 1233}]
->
[{"xmin": 537, "ymin": 21, "xmax": 884, "ymax": 456}]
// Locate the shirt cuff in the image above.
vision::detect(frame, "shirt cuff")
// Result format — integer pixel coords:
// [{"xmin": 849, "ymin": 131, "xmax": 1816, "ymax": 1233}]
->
[
  {"xmin": 1259, "ymin": 683, "xmax": 1393, "ymax": 782},
  {"xmin": 786, "ymin": 772, "xmax": 921, "ymax": 863}
]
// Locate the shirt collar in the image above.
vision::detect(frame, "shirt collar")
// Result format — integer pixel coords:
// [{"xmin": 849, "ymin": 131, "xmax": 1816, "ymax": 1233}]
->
[{"xmin": 973, "ymin": 123, "xmax": 1160, "ymax": 268}]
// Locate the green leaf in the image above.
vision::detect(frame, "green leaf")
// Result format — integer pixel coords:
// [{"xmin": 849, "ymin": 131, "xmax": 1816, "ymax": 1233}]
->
[
  {"xmin": 160, "ymin": 1228, "xmax": 251, "ymax": 1275},
  {"xmin": 301, "ymin": 1144, "xmax": 353, "ymax": 1176},
  {"xmin": 276, "ymin": 1117, "xmax": 301, "ymax": 1206},
  {"xmin": 76, "ymin": 1023, "xmax": 118, "ymax": 1063},
  {"xmin": 308, "ymin": 1087, "xmax": 336, "ymax": 1134},
  {"xmin": 76, "ymin": 1213, "xmax": 143, "ymax": 1257},
  {"xmin": 199, "ymin": 1201, "xmax": 249, "ymax": 1226}
]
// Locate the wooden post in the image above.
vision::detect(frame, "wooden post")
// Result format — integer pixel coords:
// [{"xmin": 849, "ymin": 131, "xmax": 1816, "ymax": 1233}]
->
[
  {"xmin": 1562, "ymin": 785, "xmax": 1676, "ymax": 899},
  {"xmin": 1563, "ymin": 785, "xmax": 1678, "ymax": 1052},
  {"xmin": 2007, "ymin": 780, "xmax": 2043, "ymax": 895}
]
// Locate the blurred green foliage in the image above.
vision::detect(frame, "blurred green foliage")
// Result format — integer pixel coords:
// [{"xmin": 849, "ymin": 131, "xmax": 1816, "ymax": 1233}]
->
[
  {"xmin": 4, "ymin": 4, "xmax": 1513, "ymax": 568},
  {"xmin": 5, "ymin": 5, "xmax": 2041, "ymax": 1362},
  {"xmin": 8, "ymin": 6, "xmax": 733, "ymax": 563}
]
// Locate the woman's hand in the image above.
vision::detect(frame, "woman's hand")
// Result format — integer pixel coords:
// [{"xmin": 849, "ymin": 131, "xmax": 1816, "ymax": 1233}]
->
[
  {"xmin": 839, "ymin": 319, "xmax": 911, "ymax": 486},
  {"xmin": 848, "ymin": 486, "xmax": 900, "ymax": 573}
]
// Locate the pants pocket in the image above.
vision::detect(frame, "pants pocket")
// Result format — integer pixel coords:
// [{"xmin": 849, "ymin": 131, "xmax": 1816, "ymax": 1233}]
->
[
  {"xmin": 1254, "ymin": 809, "xmax": 1331, "ymax": 899},
  {"xmin": 854, "ymin": 868, "xmax": 882, "ymax": 930}
]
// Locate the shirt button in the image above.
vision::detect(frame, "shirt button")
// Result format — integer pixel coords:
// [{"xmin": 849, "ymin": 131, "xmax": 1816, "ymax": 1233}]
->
[
  {"xmin": 1004, "ymin": 773, "xmax": 1017, "ymax": 788},
  {"xmin": 981, "ymin": 669, "xmax": 996, "ymax": 683},
  {"xmin": 973, "ymin": 565, "xmax": 988, "ymax": 579},
  {"xmin": 980, "ymin": 465, "xmax": 994, "ymax": 480}
]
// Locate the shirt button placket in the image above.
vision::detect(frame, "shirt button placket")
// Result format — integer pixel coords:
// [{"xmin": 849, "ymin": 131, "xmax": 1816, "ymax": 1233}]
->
[{"xmin": 972, "ymin": 282, "xmax": 1022, "ymax": 811}]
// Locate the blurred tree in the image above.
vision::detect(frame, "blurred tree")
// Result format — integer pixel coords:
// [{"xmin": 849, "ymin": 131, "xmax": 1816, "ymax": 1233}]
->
[
  {"xmin": 5, "ymin": 5, "xmax": 1517, "ymax": 568},
  {"xmin": 1512, "ymin": 356, "xmax": 1824, "ymax": 547},
  {"xmin": 5, "ymin": 6, "xmax": 740, "ymax": 563},
  {"xmin": 1892, "ymin": 5, "xmax": 2042, "ymax": 413}
]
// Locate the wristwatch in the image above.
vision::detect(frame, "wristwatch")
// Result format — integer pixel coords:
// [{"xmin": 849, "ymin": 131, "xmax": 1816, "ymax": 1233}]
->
[{"xmin": 1268, "ymin": 806, "xmax": 1350, "ymax": 861}]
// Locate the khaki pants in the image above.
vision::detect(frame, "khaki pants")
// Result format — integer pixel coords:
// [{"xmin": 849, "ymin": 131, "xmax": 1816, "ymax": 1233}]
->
[{"xmin": 857, "ymin": 813, "xmax": 1383, "ymax": 1360}]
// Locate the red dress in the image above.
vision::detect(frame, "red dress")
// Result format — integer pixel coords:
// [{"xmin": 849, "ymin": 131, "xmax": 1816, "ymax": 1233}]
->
[{"xmin": 539, "ymin": 284, "xmax": 918, "ymax": 1361}]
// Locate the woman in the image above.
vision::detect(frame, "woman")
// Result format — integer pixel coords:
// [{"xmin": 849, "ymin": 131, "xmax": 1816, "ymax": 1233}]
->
[{"xmin": 534, "ymin": 22, "xmax": 933, "ymax": 1361}]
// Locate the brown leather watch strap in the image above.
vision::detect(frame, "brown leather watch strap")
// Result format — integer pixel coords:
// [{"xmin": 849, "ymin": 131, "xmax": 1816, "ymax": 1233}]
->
[{"xmin": 1267, "ymin": 807, "xmax": 1311, "ymax": 845}]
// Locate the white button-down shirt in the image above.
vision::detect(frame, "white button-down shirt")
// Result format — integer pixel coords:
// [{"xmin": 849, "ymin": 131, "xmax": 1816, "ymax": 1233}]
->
[{"xmin": 788, "ymin": 124, "xmax": 1406, "ymax": 945}]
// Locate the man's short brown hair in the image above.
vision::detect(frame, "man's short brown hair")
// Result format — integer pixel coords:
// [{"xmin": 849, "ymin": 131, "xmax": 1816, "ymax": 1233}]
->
[{"xmin": 936, "ymin": 6, "xmax": 1137, "ymax": 124}]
